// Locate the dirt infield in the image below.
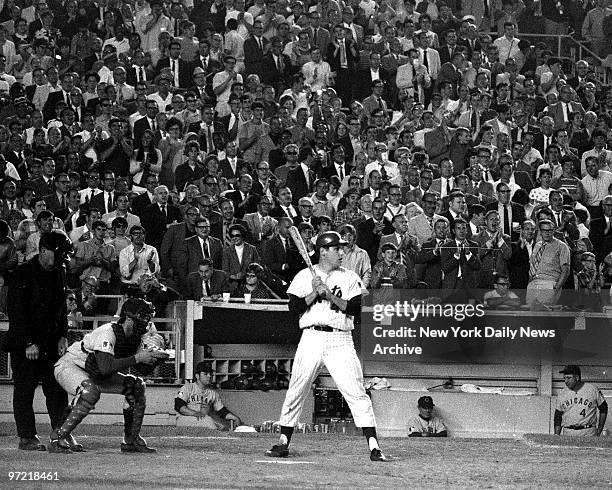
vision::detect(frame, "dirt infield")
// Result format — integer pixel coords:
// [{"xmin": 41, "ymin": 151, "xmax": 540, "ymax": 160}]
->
[{"xmin": 0, "ymin": 428, "xmax": 611, "ymax": 488}]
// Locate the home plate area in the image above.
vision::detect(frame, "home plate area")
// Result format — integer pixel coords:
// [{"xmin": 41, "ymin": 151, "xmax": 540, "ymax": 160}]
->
[{"xmin": 1, "ymin": 427, "xmax": 611, "ymax": 488}]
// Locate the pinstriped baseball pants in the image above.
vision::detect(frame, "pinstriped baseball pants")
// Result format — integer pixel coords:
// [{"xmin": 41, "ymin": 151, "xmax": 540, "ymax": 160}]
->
[{"xmin": 279, "ymin": 329, "xmax": 377, "ymax": 428}]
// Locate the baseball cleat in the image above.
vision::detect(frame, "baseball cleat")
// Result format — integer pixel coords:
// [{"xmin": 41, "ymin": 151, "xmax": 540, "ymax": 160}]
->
[
  {"xmin": 65, "ymin": 434, "xmax": 85, "ymax": 452},
  {"xmin": 370, "ymin": 448, "xmax": 387, "ymax": 462},
  {"xmin": 121, "ymin": 437, "xmax": 157, "ymax": 453},
  {"xmin": 266, "ymin": 444, "xmax": 289, "ymax": 458},
  {"xmin": 18, "ymin": 437, "xmax": 46, "ymax": 451},
  {"xmin": 47, "ymin": 438, "xmax": 72, "ymax": 454}
]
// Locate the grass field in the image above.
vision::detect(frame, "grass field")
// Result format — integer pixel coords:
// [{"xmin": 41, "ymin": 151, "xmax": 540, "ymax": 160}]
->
[{"xmin": 0, "ymin": 426, "xmax": 611, "ymax": 489}]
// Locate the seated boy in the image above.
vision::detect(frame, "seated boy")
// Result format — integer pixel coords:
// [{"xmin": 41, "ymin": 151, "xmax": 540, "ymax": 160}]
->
[
  {"xmin": 407, "ymin": 396, "xmax": 448, "ymax": 437},
  {"xmin": 175, "ymin": 361, "xmax": 243, "ymax": 429}
]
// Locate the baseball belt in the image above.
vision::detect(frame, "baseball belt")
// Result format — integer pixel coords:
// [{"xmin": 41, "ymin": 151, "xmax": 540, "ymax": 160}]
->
[
  {"xmin": 306, "ymin": 325, "xmax": 342, "ymax": 333},
  {"xmin": 564, "ymin": 424, "xmax": 594, "ymax": 430}
]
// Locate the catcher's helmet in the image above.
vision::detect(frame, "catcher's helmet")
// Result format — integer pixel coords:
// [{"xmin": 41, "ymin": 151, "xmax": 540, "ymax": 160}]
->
[
  {"xmin": 315, "ymin": 231, "xmax": 348, "ymax": 251},
  {"xmin": 40, "ymin": 230, "xmax": 73, "ymax": 266},
  {"xmin": 120, "ymin": 298, "xmax": 156, "ymax": 335}
]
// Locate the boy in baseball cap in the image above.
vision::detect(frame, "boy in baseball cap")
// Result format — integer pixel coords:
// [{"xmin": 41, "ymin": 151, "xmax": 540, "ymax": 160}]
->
[{"xmin": 407, "ymin": 396, "xmax": 448, "ymax": 437}]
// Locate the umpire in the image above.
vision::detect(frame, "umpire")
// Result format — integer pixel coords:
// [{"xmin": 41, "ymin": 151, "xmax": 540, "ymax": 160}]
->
[{"xmin": 3, "ymin": 231, "xmax": 73, "ymax": 451}]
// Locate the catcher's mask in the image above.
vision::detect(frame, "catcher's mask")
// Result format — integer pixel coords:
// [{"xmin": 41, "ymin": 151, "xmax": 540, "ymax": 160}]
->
[{"xmin": 120, "ymin": 298, "xmax": 156, "ymax": 336}]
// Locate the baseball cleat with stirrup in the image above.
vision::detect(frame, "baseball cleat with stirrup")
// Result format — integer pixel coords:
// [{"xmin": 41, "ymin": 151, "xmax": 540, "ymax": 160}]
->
[{"xmin": 266, "ymin": 444, "xmax": 289, "ymax": 458}]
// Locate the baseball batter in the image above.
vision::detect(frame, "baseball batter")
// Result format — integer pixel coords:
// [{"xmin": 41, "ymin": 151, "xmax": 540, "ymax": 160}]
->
[
  {"xmin": 49, "ymin": 299, "xmax": 168, "ymax": 453},
  {"xmin": 554, "ymin": 365, "xmax": 607, "ymax": 437},
  {"xmin": 175, "ymin": 361, "xmax": 242, "ymax": 429},
  {"xmin": 266, "ymin": 231, "xmax": 387, "ymax": 462}
]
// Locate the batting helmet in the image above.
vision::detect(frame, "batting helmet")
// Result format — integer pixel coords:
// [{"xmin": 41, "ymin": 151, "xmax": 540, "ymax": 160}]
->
[{"xmin": 315, "ymin": 231, "xmax": 348, "ymax": 251}]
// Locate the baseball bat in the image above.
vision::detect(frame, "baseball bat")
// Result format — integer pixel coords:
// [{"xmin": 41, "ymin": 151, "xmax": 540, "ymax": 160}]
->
[{"xmin": 288, "ymin": 226, "xmax": 316, "ymax": 276}]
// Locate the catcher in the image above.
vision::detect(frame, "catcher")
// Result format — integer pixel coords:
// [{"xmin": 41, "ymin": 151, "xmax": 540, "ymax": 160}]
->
[
  {"xmin": 49, "ymin": 298, "xmax": 169, "ymax": 453},
  {"xmin": 175, "ymin": 361, "xmax": 243, "ymax": 429}
]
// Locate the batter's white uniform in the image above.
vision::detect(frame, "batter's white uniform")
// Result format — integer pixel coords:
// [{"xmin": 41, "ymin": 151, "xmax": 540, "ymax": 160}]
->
[
  {"xmin": 279, "ymin": 264, "xmax": 376, "ymax": 428},
  {"xmin": 556, "ymin": 382, "xmax": 606, "ymax": 436}
]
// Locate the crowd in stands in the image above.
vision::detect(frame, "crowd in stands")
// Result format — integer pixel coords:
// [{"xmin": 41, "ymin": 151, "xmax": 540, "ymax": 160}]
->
[{"xmin": 0, "ymin": 0, "xmax": 610, "ymax": 317}]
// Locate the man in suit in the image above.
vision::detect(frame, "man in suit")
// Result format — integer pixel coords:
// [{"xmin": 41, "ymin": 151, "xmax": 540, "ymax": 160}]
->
[
  {"xmin": 381, "ymin": 38, "xmax": 409, "ymax": 103},
  {"xmin": 261, "ymin": 37, "xmax": 291, "ymax": 94},
  {"xmin": 356, "ymin": 198, "xmax": 394, "ymax": 264},
  {"xmin": 418, "ymin": 31, "xmax": 441, "ymax": 106},
  {"xmin": 0, "ymin": 179, "xmax": 22, "ymax": 219},
  {"xmin": 375, "ymin": 215, "xmax": 419, "ymax": 268},
  {"xmin": 403, "ymin": 168, "xmax": 433, "ymax": 206},
  {"xmin": 221, "ymin": 223, "xmax": 261, "ymax": 291},
  {"xmin": 508, "ymin": 219, "xmax": 535, "ymax": 291},
  {"xmin": 440, "ymin": 217, "xmax": 482, "ymax": 300},
  {"xmin": 467, "ymin": 163, "xmax": 495, "ymax": 200},
  {"xmin": 321, "ymin": 144, "xmax": 350, "ymax": 182},
  {"xmin": 261, "ymin": 216, "xmax": 292, "ymax": 281},
  {"xmin": 157, "ymin": 40, "xmax": 192, "ymax": 89},
  {"xmin": 224, "ymin": 173, "xmax": 258, "ymax": 218},
  {"xmin": 342, "ymin": 7, "xmax": 364, "ymax": 47},
  {"xmin": 244, "ymin": 20, "xmax": 268, "ymax": 78},
  {"xmin": 429, "ymin": 158, "xmax": 456, "ymax": 200},
  {"xmin": 473, "ymin": 210, "xmax": 512, "ymax": 289},
  {"xmin": 510, "ymin": 109, "xmax": 540, "ymax": 143},
  {"xmin": 126, "ymin": 49, "xmax": 154, "ymax": 86},
  {"xmin": 532, "ymin": 116, "xmax": 556, "ymax": 157},
  {"xmin": 547, "ymin": 85, "xmax": 585, "ymax": 130},
  {"xmin": 415, "ymin": 216, "xmax": 450, "ymax": 288},
  {"xmin": 218, "ymin": 140, "xmax": 242, "ymax": 184},
  {"xmin": 286, "ymin": 146, "xmax": 315, "ymax": 202},
  {"xmin": 132, "ymin": 174, "xmax": 158, "ymax": 218},
  {"xmin": 243, "ymin": 196, "xmax": 278, "ymax": 247},
  {"xmin": 362, "ymin": 79, "xmax": 389, "ymax": 118},
  {"xmin": 486, "ymin": 182, "xmax": 526, "ymax": 239},
  {"xmin": 30, "ymin": 157, "xmax": 55, "ymax": 198},
  {"xmin": 178, "ymin": 216, "xmax": 223, "ymax": 277},
  {"xmin": 327, "ymin": 24, "xmax": 358, "ymax": 107},
  {"xmin": 589, "ymin": 195, "xmax": 612, "ymax": 264},
  {"xmin": 159, "ymin": 205, "xmax": 200, "ymax": 291},
  {"xmin": 357, "ymin": 53, "xmax": 389, "ymax": 103},
  {"xmin": 307, "ymin": 11, "xmax": 330, "ymax": 59},
  {"xmin": 90, "ymin": 171, "xmax": 119, "ymax": 215},
  {"xmin": 270, "ymin": 187, "xmax": 298, "ymax": 221},
  {"xmin": 43, "ymin": 73, "xmax": 75, "ymax": 122},
  {"xmin": 441, "ymin": 191, "xmax": 470, "ymax": 236},
  {"xmin": 140, "ymin": 185, "xmax": 182, "ymax": 252},
  {"xmin": 210, "ymin": 198, "xmax": 249, "ymax": 246},
  {"xmin": 185, "ymin": 258, "xmax": 230, "ymax": 300},
  {"xmin": 133, "ymin": 100, "xmax": 159, "ymax": 146},
  {"xmin": 43, "ymin": 173, "xmax": 70, "ymax": 214}
]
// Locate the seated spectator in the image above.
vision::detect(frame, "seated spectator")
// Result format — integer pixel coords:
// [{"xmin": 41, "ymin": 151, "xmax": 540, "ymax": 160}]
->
[
  {"xmin": 371, "ymin": 243, "xmax": 409, "ymax": 289},
  {"xmin": 124, "ymin": 272, "xmax": 181, "ymax": 315},
  {"xmin": 407, "ymin": 396, "xmax": 448, "ymax": 438},
  {"xmin": 70, "ymin": 275, "xmax": 100, "ymax": 320},
  {"xmin": 232, "ymin": 262, "xmax": 272, "ymax": 300},
  {"xmin": 575, "ymin": 252, "xmax": 603, "ymax": 310},
  {"xmin": 484, "ymin": 273, "xmax": 521, "ymax": 308},
  {"xmin": 222, "ymin": 223, "xmax": 260, "ymax": 292},
  {"xmin": 175, "ymin": 361, "xmax": 243, "ymax": 429},
  {"xmin": 186, "ymin": 258, "xmax": 231, "ymax": 301}
]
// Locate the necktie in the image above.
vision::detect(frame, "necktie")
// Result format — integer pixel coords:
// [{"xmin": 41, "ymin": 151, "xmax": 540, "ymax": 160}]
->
[
  {"xmin": 398, "ymin": 236, "xmax": 407, "ymax": 266},
  {"xmin": 503, "ymin": 205, "xmax": 510, "ymax": 235},
  {"xmin": 107, "ymin": 193, "xmax": 112, "ymax": 212},
  {"xmin": 151, "ymin": 120, "xmax": 156, "ymax": 132},
  {"xmin": 161, "ymin": 204, "xmax": 166, "ymax": 217},
  {"xmin": 605, "ymin": 218, "xmax": 611, "ymax": 235},
  {"xmin": 446, "ymin": 178, "xmax": 451, "ymax": 195},
  {"xmin": 207, "ymin": 125, "xmax": 213, "ymax": 153},
  {"xmin": 529, "ymin": 242, "xmax": 546, "ymax": 280},
  {"xmin": 258, "ymin": 37, "xmax": 262, "ymax": 52},
  {"xmin": 422, "ymin": 49, "xmax": 428, "ymax": 69},
  {"xmin": 174, "ymin": 19, "xmax": 179, "ymax": 36},
  {"xmin": 377, "ymin": 96, "xmax": 384, "ymax": 108},
  {"xmin": 61, "ymin": 195, "xmax": 66, "ymax": 208},
  {"xmin": 380, "ymin": 163, "xmax": 388, "ymax": 181},
  {"xmin": 340, "ymin": 41, "xmax": 347, "ymax": 66},
  {"xmin": 338, "ymin": 165, "xmax": 344, "ymax": 180},
  {"xmin": 224, "ymin": 222, "xmax": 232, "ymax": 245},
  {"xmin": 427, "ymin": 215, "xmax": 433, "ymax": 229},
  {"xmin": 89, "ymin": 189, "xmax": 94, "ymax": 202},
  {"xmin": 205, "ymin": 280, "xmax": 211, "ymax": 296},
  {"xmin": 202, "ymin": 239, "xmax": 209, "ymax": 258},
  {"xmin": 139, "ymin": 67, "xmax": 145, "ymax": 82},
  {"xmin": 313, "ymin": 28, "xmax": 318, "ymax": 46}
]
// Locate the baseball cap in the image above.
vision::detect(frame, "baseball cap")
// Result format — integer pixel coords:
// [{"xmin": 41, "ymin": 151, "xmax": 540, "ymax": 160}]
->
[
  {"xmin": 559, "ymin": 365, "xmax": 581, "ymax": 376},
  {"xmin": 193, "ymin": 66, "xmax": 206, "ymax": 77},
  {"xmin": 196, "ymin": 361, "xmax": 214, "ymax": 374},
  {"xmin": 315, "ymin": 231, "xmax": 348, "ymax": 250},
  {"xmin": 418, "ymin": 396, "xmax": 434, "ymax": 408}
]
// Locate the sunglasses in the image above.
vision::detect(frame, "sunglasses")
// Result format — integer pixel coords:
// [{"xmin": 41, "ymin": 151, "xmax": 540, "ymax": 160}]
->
[{"xmin": 230, "ymin": 234, "xmax": 242, "ymax": 238}]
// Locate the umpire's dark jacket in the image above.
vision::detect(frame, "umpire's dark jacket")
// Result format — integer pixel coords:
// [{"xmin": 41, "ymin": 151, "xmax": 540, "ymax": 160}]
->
[{"xmin": 4, "ymin": 256, "xmax": 68, "ymax": 358}]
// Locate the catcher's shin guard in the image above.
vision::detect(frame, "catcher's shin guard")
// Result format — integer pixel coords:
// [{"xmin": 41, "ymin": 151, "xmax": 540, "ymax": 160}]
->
[
  {"xmin": 123, "ymin": 405, "xmax": 133, "ymax": 442},
  {"xmin": 55, "ymin": 380, "xmax": 101, "ymax": 439},
  {"xmin": 122, "ymin": 375, "xmax": 146, "ymax": 443}
]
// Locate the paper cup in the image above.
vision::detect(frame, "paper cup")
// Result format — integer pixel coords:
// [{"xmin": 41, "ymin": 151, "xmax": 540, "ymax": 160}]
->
[
  {"xmin": 244, "ymin": 293, "xmax": 251, "ymax": 304},
  {"xmin": 222, "ymin": 293, "xmax": 230, "ymax": 303}
]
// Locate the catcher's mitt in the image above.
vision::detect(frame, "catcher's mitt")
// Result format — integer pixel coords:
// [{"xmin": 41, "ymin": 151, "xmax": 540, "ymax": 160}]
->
[{"xmin": 139, "ymin": 332, "xmax": 167, "ymax": 352}]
